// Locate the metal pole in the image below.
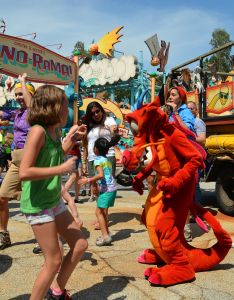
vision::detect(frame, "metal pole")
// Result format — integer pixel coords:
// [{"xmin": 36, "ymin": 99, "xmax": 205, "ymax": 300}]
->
[
  {"xmin": 73, "ymin": 53, "xmax": 79, "ymax": 125},
  {"xmin": 199, "ymin": 59, "xmax": 203, "ymax": 118},
  {"xmin": 131, "ymin": 85, "xmax": 134, "ymax": 112},
  {"xmin": 203, "ymin": 72, "xmax": 208, "ymax": 118},
  {"xmin": 171, "ymin": 41, "xmax": 234, "ymax": 73}
]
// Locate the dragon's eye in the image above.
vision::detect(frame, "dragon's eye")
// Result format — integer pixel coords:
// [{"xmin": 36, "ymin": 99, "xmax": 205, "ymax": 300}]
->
[{"xmin": 130, "ymin": 120, "xmax": 139, "ymax": 134}]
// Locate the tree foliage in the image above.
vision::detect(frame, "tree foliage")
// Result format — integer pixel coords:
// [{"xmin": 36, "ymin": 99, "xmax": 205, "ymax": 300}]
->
[
  {"xmin": 204, "ymin": 28, "xmax": 232, "ymax": 76},
  {"xmin": 72, "ymin": 41, "xmax": 92, "ymax": 62}
]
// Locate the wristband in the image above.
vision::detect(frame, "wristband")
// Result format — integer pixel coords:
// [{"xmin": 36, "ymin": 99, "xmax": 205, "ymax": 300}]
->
[
  {"xmin": 87, "ymin": 178, "xmax": 90, "ymax": 184},
  {"xmin": 82, "ymin": 161, "xmax": 87, "ymax": 164},
  {"xmin": 70, "ymin": 134, "xmax": 78, "ymax": 143}
]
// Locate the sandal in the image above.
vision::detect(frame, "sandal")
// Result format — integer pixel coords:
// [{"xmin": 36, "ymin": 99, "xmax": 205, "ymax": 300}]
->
[
  {"xmin": 91, "ymin": 220, "xmax": 98, "ymax": 225},
  {"xmin": 93, "ymin": 223, "xmax": 100, "ymax": 230},
  {"xmin": 96, "ymin": 235, "xmax": 112, "ymax": 246}
]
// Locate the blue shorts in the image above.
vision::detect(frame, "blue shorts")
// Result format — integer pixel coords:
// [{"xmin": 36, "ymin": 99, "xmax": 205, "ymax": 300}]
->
[
  {"xmin": 97, "ymin": 190, "xmax": 117, "ymax": 209},
  {"xmin": 65, "ymin": 154, "xmax": 82, "ymax": 171}
]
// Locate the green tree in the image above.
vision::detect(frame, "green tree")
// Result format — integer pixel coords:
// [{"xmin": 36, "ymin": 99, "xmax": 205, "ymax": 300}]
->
[
  {"xmin": 72, "ymin": 41, "xmax": 92, "ymax": 63},
  {"xmin": 204, "ymin": 28, "xmax": 232, "ymax": 78}
]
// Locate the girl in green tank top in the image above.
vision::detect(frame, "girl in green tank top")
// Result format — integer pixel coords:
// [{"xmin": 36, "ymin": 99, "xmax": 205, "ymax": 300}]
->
[{"xmin": 19, "ymin": 85, "xmax": 88, "ymax": 300}]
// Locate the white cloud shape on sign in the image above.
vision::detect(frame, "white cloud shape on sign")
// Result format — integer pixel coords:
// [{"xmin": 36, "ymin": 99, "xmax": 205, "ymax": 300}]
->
[{"xmin": 80, "ymin": 55, "xmax": 139, "ymax": 86}]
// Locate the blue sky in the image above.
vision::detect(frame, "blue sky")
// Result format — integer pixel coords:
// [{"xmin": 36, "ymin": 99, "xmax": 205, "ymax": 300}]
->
[{"xmin": 1, "ymin": 0, "xmax": 234, "ymax": 75}]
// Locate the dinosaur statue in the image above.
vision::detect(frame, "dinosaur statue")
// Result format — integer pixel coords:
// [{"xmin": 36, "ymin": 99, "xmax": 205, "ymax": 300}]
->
[
  {"xmin": 122, "ymin": 88, "xmax": 232, "ymax": 286},
  {"xmin": 157, "ymin": 41, "xmax": 170, "ymax": 72}
]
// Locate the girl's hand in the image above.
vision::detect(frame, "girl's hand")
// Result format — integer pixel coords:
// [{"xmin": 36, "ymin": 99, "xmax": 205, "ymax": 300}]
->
[
  {"xmin": 18, "ymin": 73, "xmax": 27, "ymax": 83},
  {"xmin": 82, "ymin": 163, "xmax": 88, "ymax": 176},
  {"xmin": 78, "ymin": 178, "xmax": 88, "ymax": 185},
  {"xmin": 62, "ymin": 156, "xmax": 77, "ymax": 173},
  {"xmin": 73, "ymin": 124, "xmax": 87, "ymax": 140},
  {"xmin": 166, "ymin": 102, "xmax": 178, "ymax": 113},
  {"xmin": 113, "ymin": 126, "xmax": 119, "ymax": 134},
  {"xmin": 74, "ymin": 216, "xmax": 83, "ymax": 228}
]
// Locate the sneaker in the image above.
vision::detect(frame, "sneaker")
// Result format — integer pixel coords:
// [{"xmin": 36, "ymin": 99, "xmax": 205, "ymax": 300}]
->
[
  {"xmin": 45, "ymin": 288, "xmax": 73, "ymax": 300},
  {"xmin": 96, "ymin": 235, "xmax": 112, "ymax": 246},
  {"xmin": 184, "ymin": 229, "xmax": 192, "ymax": 242},
  {"xmin": 81, "ymin": 190, "xmax": 86, "ymax": 196},
  {"xmin": 232, "ymin": 243, "xmax": 234, "ymax": 248},
  {"xmin": 32, "ymin": 244, "xmax": 42, "ymax": 254},
  {"xmin": 0, "ymin": 230, "xmax": 11, "ymax": 250},
  {"xmin": 96, "ymin": 232, "xmax": 112, "ymax": 241},
  {"xmin": 88, "ymin": 196, "xmax": 95, "ymax": 202}
]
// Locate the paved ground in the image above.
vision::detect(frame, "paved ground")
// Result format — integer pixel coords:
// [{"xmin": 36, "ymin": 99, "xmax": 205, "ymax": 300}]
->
[{"xmin": 0, "ymin": 175, "xmax": 234, "ymax": 300}]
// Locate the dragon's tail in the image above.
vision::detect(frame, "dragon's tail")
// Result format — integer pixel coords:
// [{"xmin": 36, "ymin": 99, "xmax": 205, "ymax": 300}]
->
[{"xmin": 185, "ymin": 202, "xmax": 232, "ymax": 272}]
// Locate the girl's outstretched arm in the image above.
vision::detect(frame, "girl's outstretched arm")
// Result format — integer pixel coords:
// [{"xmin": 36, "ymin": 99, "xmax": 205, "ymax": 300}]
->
[
  {"xmin": 61, "ymin": 185, "xmax": 83, "ymax": 228},
  {"xmin": 62, "ymin": 124, "xmax": 87, "ymax": 158},
  {"xmin": 19, "ymin": 126, "xmax": 77, "ymax": 181},
  {"xmin": 78, "ymin": 165, "xmax": 104, "ymax": 185},
  {"xmin": 18, "ymin": 73, "xmax": 32, "ymax": 107}
]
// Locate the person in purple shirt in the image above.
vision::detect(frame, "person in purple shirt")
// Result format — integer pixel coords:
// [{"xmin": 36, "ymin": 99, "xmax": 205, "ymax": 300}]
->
[{"xmin": 0, "ymin": 73, "xmax": 34, "ymax": 250}]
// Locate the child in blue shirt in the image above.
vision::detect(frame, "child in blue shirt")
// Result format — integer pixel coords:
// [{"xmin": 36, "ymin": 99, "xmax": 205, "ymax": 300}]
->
[{"xmin": 79, "ymin": 135, "xmax": 120, "ymax": 246}]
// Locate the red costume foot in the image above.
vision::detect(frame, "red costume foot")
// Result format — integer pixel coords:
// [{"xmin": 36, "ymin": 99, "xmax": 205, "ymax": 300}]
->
[
  {"xmin": 148, "ymin": 264, "xmax": 195, "ymax": 286},
  {"xmin": 138, "ymin": 249, "xmax": 164, "ymax": 264}
]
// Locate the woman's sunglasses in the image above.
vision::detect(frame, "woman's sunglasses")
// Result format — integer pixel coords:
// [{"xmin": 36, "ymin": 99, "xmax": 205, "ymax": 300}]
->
[{"xmin": 91, "ymin": 109, "xmax": 101, "ymax": 117}]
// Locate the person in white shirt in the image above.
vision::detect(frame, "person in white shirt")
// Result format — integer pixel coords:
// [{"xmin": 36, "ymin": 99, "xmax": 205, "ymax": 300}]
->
[{"xmin": 82, "ymin": 101, "xmax": 119, "ymax": 227}]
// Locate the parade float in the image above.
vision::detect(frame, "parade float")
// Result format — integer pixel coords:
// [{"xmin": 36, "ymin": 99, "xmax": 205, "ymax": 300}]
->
[{"xmin": 169, "ymin": 42, "xmax": 234, "ymax": 216}]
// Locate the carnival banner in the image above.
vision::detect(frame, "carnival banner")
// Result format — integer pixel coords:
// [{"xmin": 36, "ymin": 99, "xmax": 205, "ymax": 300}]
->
[
  {"xmin": 206, "ymin": 81, "xmax": 234, "ymax": 115},
  {"xmin": 0, "ymin": 34, "xmax": 77, "ymax": 85}
]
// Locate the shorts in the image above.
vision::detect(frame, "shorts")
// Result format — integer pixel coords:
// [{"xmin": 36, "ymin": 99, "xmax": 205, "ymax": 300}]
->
[
  {"xmin": 0, "ymin": 154, "xmax": 7, "ymax": 168},
  {"xmin": 0, "ymin": 149, "xmax": 24, "ymax": 200},
  {"xmin": 64, "ymin": 154, "xmax": 82, "ymax": 171},
  {"xmin": 24, "ymin": 199, "xmax": 68, "ymax": 225},
  {"xmin": 88, "ymin": 156, "xmax": 116, "ymax": 178},
  {"xmin": 97, "ymin": 190, "xmax": 117, "ymax": 208}
]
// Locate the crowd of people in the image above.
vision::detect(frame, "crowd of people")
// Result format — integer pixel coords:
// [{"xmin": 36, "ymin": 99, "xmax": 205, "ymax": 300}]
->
[{"xmin": 0, "ymin": 73, "xmax": 209, "ymax": 300}]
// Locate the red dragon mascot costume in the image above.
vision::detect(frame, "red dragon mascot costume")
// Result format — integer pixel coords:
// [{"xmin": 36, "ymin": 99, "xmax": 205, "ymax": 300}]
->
[{"xmin": 122, "ymin": 87, "xmax": 232, "ymax": 286}]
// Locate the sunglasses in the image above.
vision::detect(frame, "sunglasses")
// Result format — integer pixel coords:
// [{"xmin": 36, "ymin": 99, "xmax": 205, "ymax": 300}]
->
[
  {"xmin": 219, "ymin": 92, "xmax": 229, "ymax": 100},
  {"xmin": 91, "ymin": 109, "xmax": 101, "ymax": 117}
]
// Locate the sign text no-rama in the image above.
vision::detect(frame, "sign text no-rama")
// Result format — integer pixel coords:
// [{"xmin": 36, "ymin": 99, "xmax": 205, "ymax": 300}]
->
[{"xmin": 0, "ymin": 34, "xmax": 77, "ymax": 85}]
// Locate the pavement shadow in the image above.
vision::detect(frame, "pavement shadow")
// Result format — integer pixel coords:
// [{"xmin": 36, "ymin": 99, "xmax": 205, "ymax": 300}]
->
[
  {"xmin": 108, "ymin": 212, "xmax": 141, "ymax": 227},
  {"xmin": 112, "ymin": 229, "xmax": 147, "ymax": 242},
  {"xmin": 9, "ymin": 295, "xmax": 30, "ymax": 300},
  {"xmin": 72, "ymin": 275, "xmax": 135, "ymax": 300},
  {"xmin": 210, "ymin": 263, "xmax": 234, "ymax": 271},
  {"xmin": 11, "ymin": 238, "xmax": 37, "ymax": 247},
  {"xmin": 80, "ymin": 251, "xmax": 98, "ymax": 266},
  {"xmin": 0, "ymin": 254, "xmax": 13, "ymax": 275}
]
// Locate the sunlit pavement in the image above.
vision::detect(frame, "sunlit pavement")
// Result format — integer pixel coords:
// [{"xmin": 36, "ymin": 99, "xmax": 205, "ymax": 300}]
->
[{"xmin": 0, "ymin": 174, "xmax": 234, "ymax": 300}]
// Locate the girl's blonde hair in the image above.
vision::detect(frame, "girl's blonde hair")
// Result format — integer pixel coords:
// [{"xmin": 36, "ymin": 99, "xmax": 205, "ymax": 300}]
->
[{"xmin": 27, "ymin": 85, "xmax": 66, "ymax": 126}]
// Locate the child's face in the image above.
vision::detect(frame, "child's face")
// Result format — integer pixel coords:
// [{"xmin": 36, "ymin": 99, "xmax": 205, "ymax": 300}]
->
[
  {"xmin": 59, "ymin": 95, "xmax": 69, "ymax": 127},
  {"xmin": 93, "ymin": 146, "xmax": 99, "ymax": 156},
  {"xmin": 15, "ymin": 88, "xmax": 26, "ymax": 108}
]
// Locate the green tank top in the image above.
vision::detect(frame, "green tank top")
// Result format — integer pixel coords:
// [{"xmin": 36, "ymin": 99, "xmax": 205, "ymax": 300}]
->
[{"xmin": 20, "ymin": 125, "xmax": 63, "ymax": 213}]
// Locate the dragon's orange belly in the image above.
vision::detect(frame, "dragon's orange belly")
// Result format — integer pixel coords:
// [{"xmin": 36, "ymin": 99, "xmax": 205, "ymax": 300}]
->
[{"xmin": 145, "ymin": 187, "xmax": 170, "ymax": 264}]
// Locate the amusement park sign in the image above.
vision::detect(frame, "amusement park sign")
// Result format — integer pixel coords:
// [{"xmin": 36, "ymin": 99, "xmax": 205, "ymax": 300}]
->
[{"xmin": 0, "ymin": 34, "xmax": 77, "ymax": 85}]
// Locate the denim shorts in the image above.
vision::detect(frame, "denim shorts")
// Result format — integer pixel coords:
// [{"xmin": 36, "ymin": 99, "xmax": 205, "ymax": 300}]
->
[
  {"xmin": 65, "ymin": 154, "xmax": 82, "ymax": 172},
  {"xmin": 24, "ymin": 199, "xmax": 67, "ymax": 225}
]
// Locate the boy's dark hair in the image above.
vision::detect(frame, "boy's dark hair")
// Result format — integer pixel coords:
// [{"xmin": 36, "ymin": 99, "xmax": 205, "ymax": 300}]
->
[{"xmin": 94, "ymin": 135, "xmax": 120, "ymax": 156}]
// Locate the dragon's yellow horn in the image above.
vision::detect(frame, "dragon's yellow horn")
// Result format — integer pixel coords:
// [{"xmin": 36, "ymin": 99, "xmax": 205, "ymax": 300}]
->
[{"xmin": 97, "ymin": 26, "xmax": 124, "ymax": 57}]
